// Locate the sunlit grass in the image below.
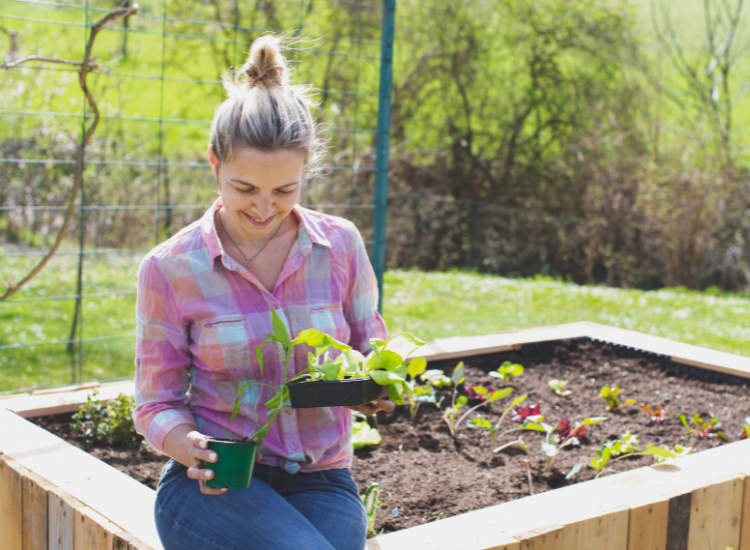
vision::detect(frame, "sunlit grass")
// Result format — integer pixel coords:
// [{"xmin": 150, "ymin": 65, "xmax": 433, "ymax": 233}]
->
[{"xmin": 2, "ymin": 262, "xmax": 748, "ymax": 393}]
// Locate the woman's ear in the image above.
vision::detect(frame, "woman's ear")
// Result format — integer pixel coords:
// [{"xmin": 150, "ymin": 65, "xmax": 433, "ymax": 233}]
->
[{"xmin": 208, "ymin": 146, "xmax": 220, "ymax": 179}]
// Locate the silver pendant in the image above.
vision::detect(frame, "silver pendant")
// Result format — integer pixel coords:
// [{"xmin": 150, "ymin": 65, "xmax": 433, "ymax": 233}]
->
[{"xmin": 246, "ymin": 261, "xmax": 253, "ymax": 268}]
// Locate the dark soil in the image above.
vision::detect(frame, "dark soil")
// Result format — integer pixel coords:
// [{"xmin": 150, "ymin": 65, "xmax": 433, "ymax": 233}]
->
[{"xmin": 29, "ymin": 340, "xmax": 750, "ymax": 535}]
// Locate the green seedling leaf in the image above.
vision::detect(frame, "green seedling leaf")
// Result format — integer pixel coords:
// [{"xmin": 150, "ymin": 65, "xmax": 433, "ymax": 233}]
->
[
  {"xmin": 271, "ymin": 308, "xmax": 290, "ymax": 345},
  {"xmin": 548, "ymin": 379, "xmax": 572, "ymax": 397},
  {"xmin": 264, "ymin": 387, "xmax": 290, "ymax": 410},
  {"xmin": 566, "ymin": 463, "xmax": 585, "ymax": 480},
  {"xmin": 352, "ymin": 419, "xmax": 382, "ymax": 450},
  {"xmin": 317, "ymin": 361, "xmax": 345, "ymax": 381},
  {"xmin": 387, "ymin": 381, "xmax": 406, "ymax": 405},
  {"xmin": 365, "ymin": 349, "xmax": 403, "ymax": 373},
  {"xmin": 370, "ymin": 368, "xmax": 406, "ymax": 386},
  {"xmin": 640, "ymin": 443, "xmax": 678, "ymax": 460},
  {"xmin": 623, "ymin": 399, "xmax": 637, "ymax": 406},
  {"xmin": 292, "ymin": 329, "xmax": 352, "ymax": 353},
  {"xmin": 509, "ymin": 393, "xmax": 528, "ymax": 408},
  {"xmin": 487, "ymin": 387, "xmax": 514, "ymax": 403},
  {"xmin": 580, "ymin": 416, "xmax": 607, "ymax": 426},
  {"xmin": 456, "ymin": 395, "xmax": 468, "ymax": 407},
  {"xmin": 407, "ymin": 356, "xmax": 428, "ymax": 379},
  {"xmin": 489, "ymin": 361, "xmax": 524, "ymax": 381},
  {"xmin": 467, "ymin": 417, "xmax": 493, "ymax": 430},
  {"xmin": 541, "ymin": 441, "xmax": 558, "ymax": 458},
  {"xmin": 451, "ymin": 362, "xmax": 465, "ymax": 385},
  {"xmin": 384, "ymin": 333, "xmax": 426, "ymax": 359}
]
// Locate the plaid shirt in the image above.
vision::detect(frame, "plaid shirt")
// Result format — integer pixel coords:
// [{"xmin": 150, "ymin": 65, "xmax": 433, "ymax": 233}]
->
[{"xmin": 133, "ymin": 199, "xmax": 387, "ymax": 473}]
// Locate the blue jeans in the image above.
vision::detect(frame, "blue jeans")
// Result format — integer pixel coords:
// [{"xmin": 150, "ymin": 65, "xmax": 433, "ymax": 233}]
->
[{"xmin": 154, "ymin": 459, "xmax": 367, "ymax": 550}]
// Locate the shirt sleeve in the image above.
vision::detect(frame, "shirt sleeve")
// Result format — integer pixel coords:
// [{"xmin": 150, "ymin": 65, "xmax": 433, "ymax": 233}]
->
[
  {"xmin": 343, "ymin": 227, "xmax": 388, "ymax": 354},
  {"xmin": 133, "ymin": 254, "xmax": 197, "ymax": 453}
]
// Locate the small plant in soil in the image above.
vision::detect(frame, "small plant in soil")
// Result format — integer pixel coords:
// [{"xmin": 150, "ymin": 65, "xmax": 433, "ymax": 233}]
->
[
  {"xmin": 678, "ymin": 413, "xmax": 728, "ymax": 441},
  {"xmin": 639, "ymin": 403, "xmax": 667, "ymax": 425},
  {"xmin": 352, "ymin": 413, "xmax": 382, "ymax": 449},
  {"xmin": 739, "ymin": 418, "xmax": 750, "ymax": 439},
  {"xmin": 536, "ymin": 416, "xmax": 607, "ymax": 472},
  {"xmin": 404, "ymin": 357, "xmax": 444, "ymax": 420},
  {"xmin": 71, "ymin": 391, "xmax": 142, "ymax": 448},
  {"xmin": 362, "ymin": 483, "xmax": 384, "ymax": 537},
  {"xmin": 489, "ymin": 361, "xmax": 524, "ymax": 382},
  {"xmin": 467, "ymin": 392, "xmax": 531, "ymax": 459},
  {"xmin": 568, "ymin": 431, "xmax": 641, "ymax": 480},
  {"xmin": 548, "ymin": 379, "xmax": 571, "ymax": 397},
  {"xmin": 420, "ymin": 369, "xmax": 452, "ymax": 388},
  {"xmin": 599, "ymin": 384, "xmax": 636, "ymax": 412},
  {"xmin": 442, "ymin": 362, "xmax": 468, "ymax": 437}
]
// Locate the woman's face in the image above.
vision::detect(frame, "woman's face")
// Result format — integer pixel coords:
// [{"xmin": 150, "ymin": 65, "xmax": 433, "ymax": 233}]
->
[{"xmin": 209, "ymin": 146, "xmax": 304, "ymax": 241}]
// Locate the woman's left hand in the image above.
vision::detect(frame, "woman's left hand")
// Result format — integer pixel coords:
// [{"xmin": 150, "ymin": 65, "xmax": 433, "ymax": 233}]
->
[{"xmin": 346, "ymin": 398, "xmax": 395, "ymax": 416}]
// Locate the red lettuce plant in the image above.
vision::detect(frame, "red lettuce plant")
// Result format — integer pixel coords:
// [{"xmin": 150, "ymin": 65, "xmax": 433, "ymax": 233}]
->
[{"xmin": 639, "ymin": 404, "xmax": 667, "ymax": 425}]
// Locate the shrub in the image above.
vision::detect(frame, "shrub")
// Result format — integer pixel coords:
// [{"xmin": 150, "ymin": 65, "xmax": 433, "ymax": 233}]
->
[{"xmin": 70, "ymin": 390, "xmax": 142, "ymax": 448}]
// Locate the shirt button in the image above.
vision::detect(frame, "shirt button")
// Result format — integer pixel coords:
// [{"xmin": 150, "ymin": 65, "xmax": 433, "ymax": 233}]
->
[
  {"xmin": 273, "ymin": 302, "xmax": 280, "ymax": 308},
  {"xmin": 291, "ymin": 443, "xmax": 298, "ymax": 450}
]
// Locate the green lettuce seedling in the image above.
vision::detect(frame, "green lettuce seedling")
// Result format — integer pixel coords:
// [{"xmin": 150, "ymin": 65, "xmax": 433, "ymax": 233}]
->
[
  {"xmin": 420, "ymin": 369, "xmax": 452, "ymax": 388},
  {"xmin": 599, "ymin": 384, "xmax": 636, "ymax": 412},
  {"xmin": 361, "ymin": 483, "xmax": 384, "ymax": 537},
  {"xmin": 568, "ymin": 431, "xmax": 641, "ymax": 480},
  {"xmin": 231, "ymin": 310, "xmax": 425, "ymax": 446},
  {"xmin": 537, "ymin": 416, "xmax": 606, "ymax": 472},
  {"xmin": 548, "ymin": 379, "xmax": 571, "ymax": 397},
  {"xmin": 403, "ymin": 357, "xmax": 444, "ymax": 419},
  {"xmin": 489, "ymin": 361, "xmax": 524, "ymax": 382},
  {"xmin": 352, "ymin": 413, "xmax": 382, "ymax": 450},
  {"xmin": 467, "ymin": 393, "xmax": 530, "ymax": 459},
  {"xmin": 442, "ymin": 362, "xmax": 469, "ymax": 438},
  {"xmin": 678, "ymin": 413, "xmax": 727, "ymax": 440}
]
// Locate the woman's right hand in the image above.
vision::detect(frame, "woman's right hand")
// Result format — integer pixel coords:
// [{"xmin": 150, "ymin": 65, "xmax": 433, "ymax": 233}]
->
[{"xmin": 185, "ymin": 431, "xmax": 229, "ymax": 495}]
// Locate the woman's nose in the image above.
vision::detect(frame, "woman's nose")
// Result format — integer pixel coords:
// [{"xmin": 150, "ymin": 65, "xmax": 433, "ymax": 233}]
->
[{"xmin": 252, "ymin": 196, "xmax": 274, "ymax": 218}]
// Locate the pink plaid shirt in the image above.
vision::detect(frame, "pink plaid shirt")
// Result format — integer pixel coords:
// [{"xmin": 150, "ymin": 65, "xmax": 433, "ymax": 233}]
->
[{"xmin": 133, "ymin": 199, "xmax": 387, "ymax": 473}]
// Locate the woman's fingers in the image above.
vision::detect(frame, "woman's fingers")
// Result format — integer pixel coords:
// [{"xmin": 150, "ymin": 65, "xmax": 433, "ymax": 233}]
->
[
  {"xmin": 188, "ymin": 465, "xmax": 228, "ymax": 495},
  {"xmin": 186, "ymin": 431, "xmax": 218, "ymax": 463},
  {"xmin": 346, "ymin": 398, "xmax": 395, "ymax": 416},
  {"xmin": 198, "ymin": 479, "xmax": 229, "ymax": 495}
]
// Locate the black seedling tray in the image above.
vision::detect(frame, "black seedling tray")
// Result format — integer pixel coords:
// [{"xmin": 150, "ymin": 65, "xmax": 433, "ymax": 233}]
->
[{"xmin": 287, "ymin": 377, "xmax": 388, "ymax": 408}]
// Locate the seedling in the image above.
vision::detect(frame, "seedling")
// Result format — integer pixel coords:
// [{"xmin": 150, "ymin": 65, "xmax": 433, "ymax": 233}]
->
[
  {"xmin": 467, "ymin": 392, "xmax": 530, "ymax": 458},
  {"xmin": 548, "ymin": 379, "xmax": 571, "ymax": 397},
  {"xmin": 678, "ymin": 413, "xmax": 727, "ymax": 441},
  {"xmin": 639, "ymin": 403, "xmax": 667, "ymax": 425},
  {"xmin": 352, "ymin": 413, "xmax": 382, "ymax": 450},
  {"xmin": 510, "ymin": 402, "xmax": 542, "ymax": 423},
  {"xmin": 489, "ymin": 361, "xmax": 524, "ymax": 381},
  {"xmin": 739, "ymin": 418, "xmax": 750, "ymax": 440},
  {"xmin": 599, "ymin": 384, "xmax": 636, "ymax": 412},
  {"xmin": 404, "ymin": 357, "xmax": 444, "ymax": 419},
  {"xmin": 71, "ymin": 391, "xmax": 142, "ymax": 448},
  {"xmin": 421, "ymin": 369, "xmax": 452, "ymax": 388},
  {"xmin": 639, "ymin": 443, "xmax": 692, "ymax": 463},
  {"xmin": 568, "ymin": 431, "xmax": 641, "ymax": 480},
  {"xmin": 442, "ymin": 362, "xmax": 467, "ymax": 438},
  {"xmin": 362, "ymin": 483, "xmax": 384, "ymax": 537},
  {"xmin": 536, "ymin": 416, "xmax": 606, "ymax": 472}
]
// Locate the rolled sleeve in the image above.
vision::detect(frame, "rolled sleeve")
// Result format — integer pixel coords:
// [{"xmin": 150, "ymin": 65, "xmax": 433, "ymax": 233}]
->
[
  {"xmin": 343, "ymin": 228, "xmax": 387, "ymax": 353},
  {"xmin": 133, "ymin": 255, "xmax": 196, "ymax": 452}
]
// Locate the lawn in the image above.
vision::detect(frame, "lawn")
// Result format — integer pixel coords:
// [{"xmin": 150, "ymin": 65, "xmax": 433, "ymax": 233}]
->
[{"xmin": 1, "ymin": 255, "xmax": 748, "ymax": 393}]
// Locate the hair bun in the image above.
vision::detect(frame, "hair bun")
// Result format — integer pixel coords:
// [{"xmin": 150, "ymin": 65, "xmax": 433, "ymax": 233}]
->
[{"xmin": 239, "ymin": 35, "xmax": 288, "ymax": 89}]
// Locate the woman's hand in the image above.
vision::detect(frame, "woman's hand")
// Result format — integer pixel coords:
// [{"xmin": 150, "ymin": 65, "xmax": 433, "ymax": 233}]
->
[
  {"xmin": 346, "ymin": 398, "xmax": 395, "ymax": 416},
  {"xmin": 185, "ymin": 431, "xmax": 262, "ymax": 495}
]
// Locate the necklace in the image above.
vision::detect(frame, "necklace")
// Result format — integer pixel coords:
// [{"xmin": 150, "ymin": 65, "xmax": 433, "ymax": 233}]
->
[{"xmin": 217, "ymin": 212, "xmax": 284, "ymax": 268}]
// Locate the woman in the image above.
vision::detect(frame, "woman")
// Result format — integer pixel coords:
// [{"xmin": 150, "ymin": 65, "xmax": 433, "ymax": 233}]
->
[{"xmin": 133, "ymin": 35, "xmax": 393, "ymax": 550}]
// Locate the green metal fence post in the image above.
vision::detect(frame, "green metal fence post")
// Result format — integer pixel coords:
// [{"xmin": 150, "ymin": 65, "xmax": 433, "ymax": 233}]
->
[{"xmin": 372, "ymin": 0, "xmax": 396, "ymax": 314}]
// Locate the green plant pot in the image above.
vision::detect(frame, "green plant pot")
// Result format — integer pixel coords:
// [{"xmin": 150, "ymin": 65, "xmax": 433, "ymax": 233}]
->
[
  {"xmin": 204, "ymin": 437, "xmax": 257, "ymax": 490},
  {"xmin": 287, "ymin": 376, "xmax": 388, "ymax": 408}
]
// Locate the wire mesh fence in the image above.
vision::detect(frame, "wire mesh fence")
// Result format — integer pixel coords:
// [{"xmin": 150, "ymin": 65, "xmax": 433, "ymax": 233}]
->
[{"xmin": 0, "ymin": 0, "xmax": 395, "ymax": 392}]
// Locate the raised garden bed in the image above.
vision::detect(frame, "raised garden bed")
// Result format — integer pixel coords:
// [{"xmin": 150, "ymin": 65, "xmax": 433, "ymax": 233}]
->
[{"xmin": 4, "ymin": 322, "xmax": 750, "ymax": 550}]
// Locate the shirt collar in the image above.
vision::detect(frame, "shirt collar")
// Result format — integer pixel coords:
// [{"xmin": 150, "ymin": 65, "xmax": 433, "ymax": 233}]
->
[{"xmin": 201, "ymin": 200, "xmax": 332, "ymax": 266}]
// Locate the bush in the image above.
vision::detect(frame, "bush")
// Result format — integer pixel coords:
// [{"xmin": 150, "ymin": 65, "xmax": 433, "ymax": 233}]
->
[{"xmin": 70, "ymin": 390, "xmax": 142, "ymax": 448}]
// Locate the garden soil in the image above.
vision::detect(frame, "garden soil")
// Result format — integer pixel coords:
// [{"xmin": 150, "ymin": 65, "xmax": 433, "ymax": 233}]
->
[{"xmin": 30, "ymin": 340, "xmax": 750, "ymax": 534}]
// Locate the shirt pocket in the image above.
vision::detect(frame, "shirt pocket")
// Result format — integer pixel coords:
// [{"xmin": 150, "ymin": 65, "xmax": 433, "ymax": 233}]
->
[
  {"xmin": 195, "ymin": 316, "xmax": 252, "ymax": 373},
  {"xmin": 309, "ymin": 304, "xmax": 350, "ymax": 344}
]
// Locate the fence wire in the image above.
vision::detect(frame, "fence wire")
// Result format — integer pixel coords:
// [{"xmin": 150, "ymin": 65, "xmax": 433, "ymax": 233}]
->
[{"xmin": 0, "ymin": 0, "xmax": 394, "ymax": 393}]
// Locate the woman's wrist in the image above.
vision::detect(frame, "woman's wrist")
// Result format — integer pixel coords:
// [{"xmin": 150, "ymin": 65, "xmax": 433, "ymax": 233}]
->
[{"xmin": 162, "ymin": 422, "xmax": 202, "ymax": 468}]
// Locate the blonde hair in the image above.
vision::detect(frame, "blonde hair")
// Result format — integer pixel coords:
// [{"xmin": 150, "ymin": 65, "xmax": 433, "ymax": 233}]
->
[{"xmin": 209, "ymin": 35, "xmax": 323, "ymax": 171}]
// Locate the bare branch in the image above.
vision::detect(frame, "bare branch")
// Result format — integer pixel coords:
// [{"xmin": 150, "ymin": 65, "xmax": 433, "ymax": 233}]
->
[
  {"xmin": 1, "ymin": 55, "xmax": 89, "ymax": 70},
  {"xmin": 0, "ymin": 2, "xmax": 139, "ymax": 301}
]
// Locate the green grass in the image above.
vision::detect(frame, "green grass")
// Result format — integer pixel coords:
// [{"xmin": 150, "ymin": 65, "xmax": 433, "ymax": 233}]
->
[{"xmin": 2, "ymin": 260, "xmax": 749, "ymax": 393}]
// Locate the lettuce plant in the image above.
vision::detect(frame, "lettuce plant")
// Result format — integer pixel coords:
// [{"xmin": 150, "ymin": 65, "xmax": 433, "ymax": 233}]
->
[
  {"xmin": 567, "ymin": 431, "xmax": 640, "ymax": 480},
  {"xmin": 532, "ymin": 416, "xmax": 606, "ymax": 472},
  {"xmin": 352, "ymin": 413, "xmax": 382, "ymax": 449},
  {"xmin": 739, "ymin": 417, "xmax": 750, "ymax": 439},
  {"xmin": 678, "ymin": 413, "xmax": 728, "ymax": 441},
  {"xmin": 404, "ymin": 357, "xmax": 444, "ymax": 419},
  {"xmin": 643, "ymin": 443, "xmax": 692, "ymax": 463},
  {"xmin": 599, "ymin": 384, "xmax": 636, "ymax": 412},
  {"xmin": 489, "ymin": 361, "xmax": 524, "ymax": 382},
  {"xmin": 420, "ymin": 369, "xmax": 452, "ymax": 388},
  {"xmin": 639, "ymin": 403, "xmax": 667, "ymax": 425},
  {"xmin": 466, "ymin": 393, "xmax": 530, "ymax": 458},
  {"xmin": 361, "ymin": 483, "xmax": 383, "ymax": 537},
  {"xmin": 548, "ymin": 379, "xmax": 571, "ymax": 397},
  {"xmin": 231, "ymin": 310, "xmax": 425, "ymax": 446}
]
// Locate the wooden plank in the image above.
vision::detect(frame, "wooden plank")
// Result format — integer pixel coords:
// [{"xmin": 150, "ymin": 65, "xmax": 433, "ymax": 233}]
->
[
  {"xmin": 113, "ymin": 531, "xmax": 155, "ymax": 550},
  {"xmin": 687, "ymin": 474, "xmax": 744, "ymax": 550},
  {"xmin": 2, "ymin": 380, "xmax": 135, "ymax": 419},
  {"xmin": 74, "ymin": 506, "xmax": 116, "ymax": 550},
  {"xmin": 481, "ymin": 537, "xmax": 522, "ymax": 550},
  {"xmin": 48, "ymin": 485, "xmax": 83, "ymax": 550},
  {"xmin": 561, "ymin": 506, "xmax": 629, "ymax": 550},
  {"xmin": 32, "ymin": 382, "xmax": 101, "ymax": 396},
  {"xmin": 1, "ymin": 455, "xmax": 24, "ymax": 550},
  {"xmin": 666, "ymin": 492, "xmax": 692, "ymax": 550},
  {"xmin": 0, "ymin": 409, "xmax": 162, "ymax": 550},
  {"xmin": 514, "ymin": 524, "xmax": 564, "ymax": 549},
  {"xmin": 739, "ymin": 475, "xmax": 750, "ymax": 550},
  {"xmin": 21, "ymin": 469, "xmax": 52, "ymax": 550},
  {"xmin": 627, "ymin": 494, "xmax": 670, "ymax": 550}
]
